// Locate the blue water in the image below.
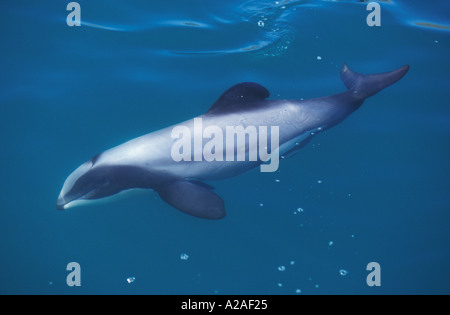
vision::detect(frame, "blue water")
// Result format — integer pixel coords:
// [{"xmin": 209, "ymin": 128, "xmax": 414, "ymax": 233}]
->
[{"xmin": 1, "ymin": 0, "xmax": 449, "ymax": 295}]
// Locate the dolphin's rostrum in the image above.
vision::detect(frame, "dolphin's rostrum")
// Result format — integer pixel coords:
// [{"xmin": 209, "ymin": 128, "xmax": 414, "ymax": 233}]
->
[{"xmin": 57, "ymin": 64, "xmax": 409, "ymax": 219}]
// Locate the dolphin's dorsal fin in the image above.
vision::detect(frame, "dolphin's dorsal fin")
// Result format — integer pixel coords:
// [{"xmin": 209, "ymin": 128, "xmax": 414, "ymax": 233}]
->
[{"xmin": 206, "ymin": 82, "xmax": 270, "ymax": 114}]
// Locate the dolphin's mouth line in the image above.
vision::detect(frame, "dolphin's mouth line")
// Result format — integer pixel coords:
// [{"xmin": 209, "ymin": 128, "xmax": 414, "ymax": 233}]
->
[
  {"xmin": 57, "ymin": 177, "xmax": 113, "ymax": 210},
  {"xmin": 56, "ymin": 187, "xmax": 99, "ymax": 210}
]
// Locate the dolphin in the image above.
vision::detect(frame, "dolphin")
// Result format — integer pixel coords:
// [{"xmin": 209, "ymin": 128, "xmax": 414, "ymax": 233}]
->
[{"xmin": 56, "ymin": 64, "xmax": 409, "ymax": 219}]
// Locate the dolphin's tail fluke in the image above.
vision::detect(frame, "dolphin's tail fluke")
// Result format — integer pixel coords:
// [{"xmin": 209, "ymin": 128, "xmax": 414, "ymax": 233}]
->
[{"xmin": 340, "ymin": 64, "xmax": 409, "ymax": 100}]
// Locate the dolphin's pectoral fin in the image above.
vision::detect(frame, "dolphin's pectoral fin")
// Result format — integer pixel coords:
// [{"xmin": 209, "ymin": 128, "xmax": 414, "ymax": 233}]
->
[
  {"xmin": 206, "ymin": 82, "xmax": 270, "ymax": 114},
  {"xmin": 185, "ymin": 179, "xmax": 215, "ymax": 190},
  {"xmin": 157, "ymin": 181, "xmax": 226, "ymax": 220}
]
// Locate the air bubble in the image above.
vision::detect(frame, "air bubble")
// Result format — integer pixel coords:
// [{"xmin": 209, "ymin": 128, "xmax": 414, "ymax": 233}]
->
[
  {"xmin": 258, "ymin": 20, "xmax": 265, "ymax": 27},
  {"xmin": 126, "ymin": 276, "xmax": 136, "ymax": 284},
  {"xmin": 278, "ymin": 265, "xmax": 286, "ymax": 271},
  {"xmin": 180, "ymin": 253, "xmax": 189, "ymax": 261},
  {"xmin": 339, "ymin": 269, "xmax": 349, "ymax": 276}
]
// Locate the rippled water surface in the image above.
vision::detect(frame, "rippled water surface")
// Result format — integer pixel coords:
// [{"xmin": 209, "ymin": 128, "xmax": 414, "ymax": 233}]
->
[{"xmin": 0, "ymin": 0, "xmax": 449, "ymax": 294}]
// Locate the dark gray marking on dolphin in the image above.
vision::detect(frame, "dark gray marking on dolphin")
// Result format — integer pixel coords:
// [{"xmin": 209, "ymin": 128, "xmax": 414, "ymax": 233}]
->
[{"xmin": 56, "ymin": 64, "xmax": 409, "ymax": 219}]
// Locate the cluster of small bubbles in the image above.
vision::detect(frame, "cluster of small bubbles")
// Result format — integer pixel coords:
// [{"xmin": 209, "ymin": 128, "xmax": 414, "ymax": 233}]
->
[
  {"xmin": 126, "ymin": 276, "xmax": 136, "ymax": 284},
  {"xmin": 339, "ymin": 269, "xmax": 349, "ymax": 276},
  {"xmin": 180, "ymin": 253, "xmax": 189, "ymax": 261},
  {"xmin": 278, "ymin": 265, "xmax": 286, "ymax": 271}
]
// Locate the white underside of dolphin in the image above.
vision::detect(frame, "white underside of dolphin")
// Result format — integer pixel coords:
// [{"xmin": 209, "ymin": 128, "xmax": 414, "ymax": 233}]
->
[{"xmin": 57, "ymin": 64, "xmax": 409, "ymax": 219}]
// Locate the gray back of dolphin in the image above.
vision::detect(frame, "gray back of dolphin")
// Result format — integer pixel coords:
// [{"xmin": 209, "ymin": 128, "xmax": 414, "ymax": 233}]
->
[{"xmin": 57, "ymin": 64, "xmax": 409, "ymax": 220}]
